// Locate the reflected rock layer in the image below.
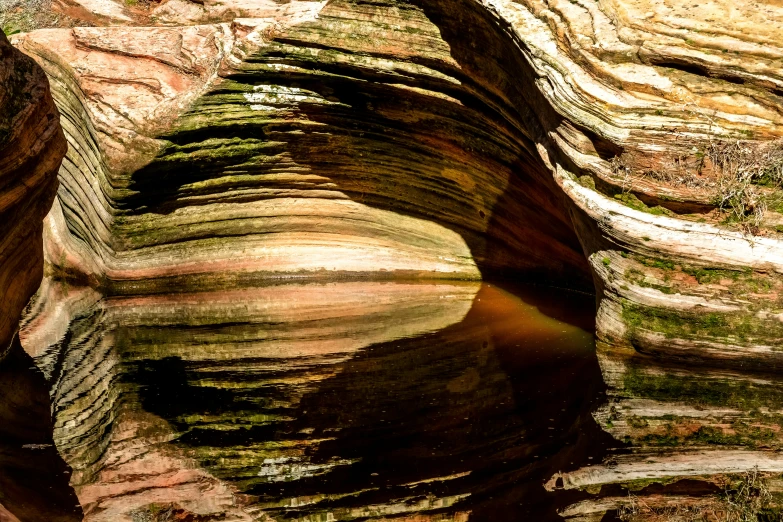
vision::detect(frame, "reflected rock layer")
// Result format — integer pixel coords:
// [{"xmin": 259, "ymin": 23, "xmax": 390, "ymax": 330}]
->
[{"xmin": 21, "ymin": 280, "xmax": 609, "ymax": 521}]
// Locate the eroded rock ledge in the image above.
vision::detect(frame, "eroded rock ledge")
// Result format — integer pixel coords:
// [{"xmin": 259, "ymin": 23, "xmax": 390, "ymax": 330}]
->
[{"xmin": 12, "ymin": 5, "xmax": 594, "ymax": 292}]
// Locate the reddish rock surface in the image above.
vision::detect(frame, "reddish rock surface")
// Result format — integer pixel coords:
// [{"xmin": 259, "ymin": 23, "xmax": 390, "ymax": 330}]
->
[{"xmin": 0, "ymin": 30, "xmax": 65, "ymax": 354}]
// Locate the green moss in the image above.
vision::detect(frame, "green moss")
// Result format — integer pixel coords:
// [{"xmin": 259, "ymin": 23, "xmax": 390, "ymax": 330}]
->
[
  {"xmin": 622, "ymin": 301, "xmax": 780, "ymax": 341},
  {"xmin": 691, "ymin": 426, "xmax": 752, "ymax": 446},
  {"xmin": 635, "ymin": 256, "xmax": 675, "ymax": 271},
  {"xmin": 681, "ymin": 265, "xmax": 777, "ymax": 294},
  {"xmin": 614, "ymin": 192, "xmax": 648, "ymax": 212},
  {"xmin": 619, "ymin": 476, "xmax": 682, "ymax": 491},
  {"xmin": 624, "ymin": 267, "xmax": 676, "ymax": 294},
  {"xmin": 636, "ymin": 420, "xmax": 779, "ymax": 450},
  {"xmin": 627, "ymin": 415, "xmax": 649, "ymax": 428},
  {"xmin": 1, "ymin": 24, "xmax": 21, "ymax": 36},
  {"xmin": 639, "ymin": 432, "xmax": 680, "ymax": 446},
  {"xmin": 577, "ymin": 175, "xmax": 596, "ymax": 190},
  {"xmin": 649, "ymin": 283, "xmax": 675, "ymax": 294},
  {"xmin": 602, "ymin": 257, "xmax": 611, "ymax": 267},
  {"xmin": 623, "ymin": 367, "xmax": 783, "ymax": 411},
  {"xmin": 682, "ymin": 266, "xmax": 743, "ymax": 284}
]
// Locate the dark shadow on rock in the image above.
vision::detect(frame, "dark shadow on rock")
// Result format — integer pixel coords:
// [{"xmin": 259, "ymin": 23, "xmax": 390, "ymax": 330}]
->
[
  {"xmin": 123, "ymin": 0, "xmax": 593, "ymax": 290},
  {"xmin": 0, "ymin": 335, "xmax": 83, "ymax": 522}
]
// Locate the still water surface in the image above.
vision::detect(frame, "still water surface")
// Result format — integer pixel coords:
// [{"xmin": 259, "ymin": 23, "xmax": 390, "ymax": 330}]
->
[{"xmin": 5, "ymin": 280, "xmax": 618, "ymax": 521}]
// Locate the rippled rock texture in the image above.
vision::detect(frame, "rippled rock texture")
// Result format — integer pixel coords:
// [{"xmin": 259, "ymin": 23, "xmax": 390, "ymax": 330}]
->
[
  {"xmin": 0, "ymin": 30, "xmax": 65, "ymax": 355},
  {"xmin": 11, "ymin": 0, "xmax": 600, "ymax": 291},
  {"xmin": 20, "ymin": 280, "xmax": 606, "ymax": 521}
]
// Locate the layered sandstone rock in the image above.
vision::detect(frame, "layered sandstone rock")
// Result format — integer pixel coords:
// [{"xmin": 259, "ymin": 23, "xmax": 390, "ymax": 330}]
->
[
  {"xmin": 547, "ymin": 346, "xmax": 783, "ymax": 519},
  {"xmin": 8, "ymin": 0, "xmax": 783, "ymax": 517},
  {"xmin": 11, "ymin": 0, "xmax": 782, "ymax": 291},
  {"xmin": 11, "ymin": 0, "xmax": 599, "ymax": 292},
  {"xmin": 0, "ymin": 336, "xmax": 82, "ymax": 522},
  {"xmin": 14, "ymin": 0, "xmax": 783, "ymax": 389},
  {"xmin": 0, "ymin": 30, "xmax": 65, "ymax": 355}
]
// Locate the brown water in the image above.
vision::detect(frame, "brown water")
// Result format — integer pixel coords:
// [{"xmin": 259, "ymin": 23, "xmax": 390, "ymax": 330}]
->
[{"xmin": 4, "ymin": 280, "xmax": 619, "ymax": 521}]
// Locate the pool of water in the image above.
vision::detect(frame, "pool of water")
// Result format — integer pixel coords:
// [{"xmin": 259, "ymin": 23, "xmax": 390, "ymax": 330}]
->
[
  {"xmin": 7, "ymin": 278, "xmax": 783, "ymax": 521},
  {"xmin": 2, "ymin": 279, "xmax": 624, "ymax": 521}
]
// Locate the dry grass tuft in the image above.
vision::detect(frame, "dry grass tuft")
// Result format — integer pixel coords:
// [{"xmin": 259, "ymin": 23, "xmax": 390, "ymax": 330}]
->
[
  {"xmin": 617, "ymin": 468, "xmax": 776, "ymax": 522},
  {"xmin": 610, "ymin": 138, "xmax": 783, "ymax": 234},
  {"xmin": 709, "ymin": 139, "xmax": 783, "ymax": 231}
]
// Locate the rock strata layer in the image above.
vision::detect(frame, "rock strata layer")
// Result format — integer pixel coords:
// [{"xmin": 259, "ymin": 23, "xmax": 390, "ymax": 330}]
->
[
  {"xmin": 0, "ymin": 30, "xmax": 65, "ymax": 355},
  {"xmin": 7, "ymin": 0, "xmax": 783, "ymax": 517},
  {"xmin": 9, "ymin": 0, "xmax": 783, "ymax": 288}
]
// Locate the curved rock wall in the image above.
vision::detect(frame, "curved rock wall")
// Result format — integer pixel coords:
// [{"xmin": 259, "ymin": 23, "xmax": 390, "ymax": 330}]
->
[
  {"xmin": 8, "ymin": 1, "xmax": 783, "ymax": 518},
  {"xmin": 0, "ymin": 31, "xmax": 65, "ymax": 354},
  {"xmin": 12, "ymin": 0, "xmax": 596, "ymax": 293},
  {"xmin": 0, "ymin": 335, "xmax": 82, "ymax": 522}
]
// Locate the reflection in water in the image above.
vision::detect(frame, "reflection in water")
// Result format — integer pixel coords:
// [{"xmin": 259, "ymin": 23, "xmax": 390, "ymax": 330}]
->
[
  {"xmin": 17, "ymin": 279, "xmax": 612, "ymax": 521},
  {"xmin": 553, "ymin": 342, "xmax": 783, "ymax": 520},
  {"xmin": 0, "ymin": 336, "xmax": 82, "ymax": 522}
]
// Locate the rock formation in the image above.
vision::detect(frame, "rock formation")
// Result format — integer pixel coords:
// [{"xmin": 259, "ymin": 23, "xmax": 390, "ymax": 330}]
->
[
  {"xmin": 11, "ymin": 0, "xmax": 600, "ymax": 293},
  {"xmin": 0, "ymin": 30, "xmax": 65, "ymax": 356},
  {"xmin": 547, "ymin": 343, "xmax": 783, "ymax": 519},
  {"xmin": 0, "ymin": 336, "xmax": 82, "ymax": 522},
  {"xmin": 9, "ymin": 0, "xmax": 783, "ymax": 359},
  {"xmin": 6, "ymin": 0, "xmax": 783, "ymax": 518}
]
